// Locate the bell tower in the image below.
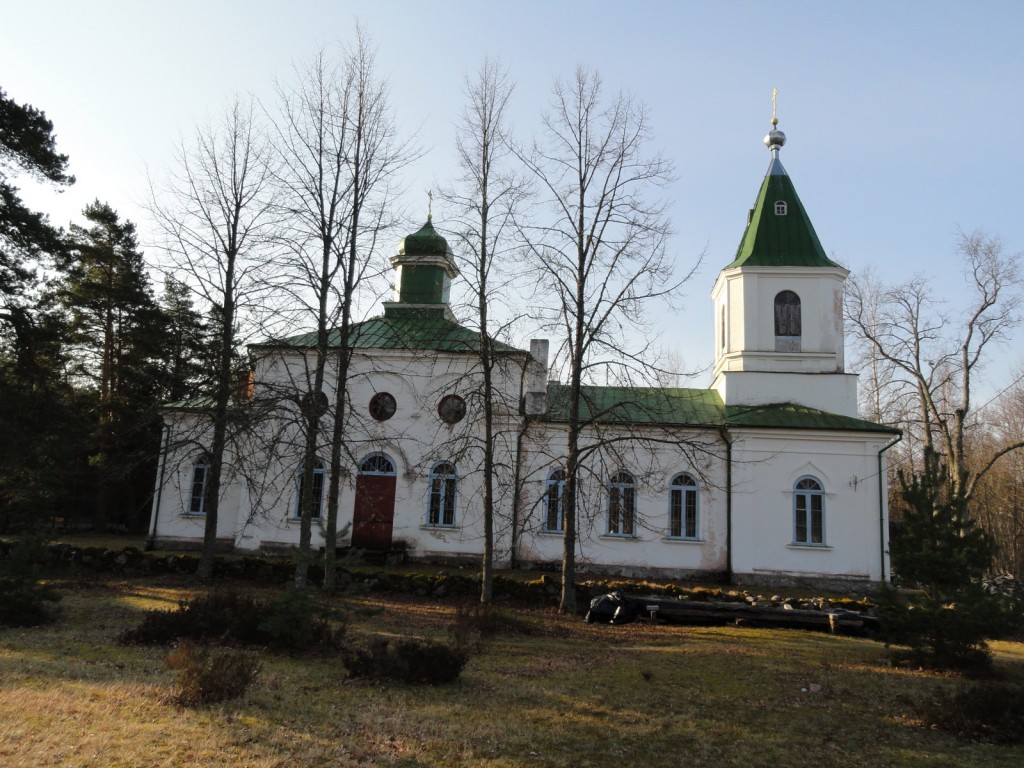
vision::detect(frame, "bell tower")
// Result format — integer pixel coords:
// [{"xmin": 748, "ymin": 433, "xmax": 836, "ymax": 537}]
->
[{"xmin": 711, "ymin": 115, "xmax": 858, "ymax": 416}]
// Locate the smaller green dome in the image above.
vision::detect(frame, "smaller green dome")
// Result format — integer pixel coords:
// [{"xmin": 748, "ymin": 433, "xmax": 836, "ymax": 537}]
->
[{"xmin": 399, "ymin": 219, "xmax": 452, "ymax": 257}]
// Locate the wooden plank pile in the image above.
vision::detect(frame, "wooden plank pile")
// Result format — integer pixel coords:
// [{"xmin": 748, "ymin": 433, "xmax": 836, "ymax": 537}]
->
[{"xmin": 629, "ymin": 594, "xmax": 879, "ymax": 636}]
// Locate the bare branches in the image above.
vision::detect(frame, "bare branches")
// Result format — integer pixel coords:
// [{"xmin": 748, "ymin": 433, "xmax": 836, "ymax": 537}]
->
[
  {"xmin": 846, "ymin": 229, "xmax": 1024, "ymax": 509},
  {"xmin": 437, "ymin": 56, "xmax": 531, "ymax": 603},
  {"xmin": 513, "ymin": 66, "xmax": 695, "ymax": 612},
  {"xmin": 148, "ymin": 97, "xmax": 279, "ymax": 579},
  {"xmin": 151, "ymin": 99, "xmax": 279, "ymax": 327}
]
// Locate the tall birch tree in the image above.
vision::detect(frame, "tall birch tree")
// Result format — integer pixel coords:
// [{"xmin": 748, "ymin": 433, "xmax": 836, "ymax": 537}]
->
[
  {"xmin": 271, "ymin": 32, "xmax": 411, "ymax": 589},
  {"xmin": 150, "ymin": 98, "xmax": 277, "ymax": 580},
  {"xmin": 441, "ymin": 58, "xmax": 529, "ymax": 603},
  {"xmin": 518, "ymin": 66, "xmax": 685, "ymax": 613}
]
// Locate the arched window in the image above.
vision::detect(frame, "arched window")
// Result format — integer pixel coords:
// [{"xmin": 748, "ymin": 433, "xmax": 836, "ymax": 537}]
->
[
  {"xmin": 793, "ymin": 476, "xmax": 825, "ymax": 545},
  {"xmin": 774, "ymin": 290, "xmax": 801, "ymax": 351},
  {"xmin": 188, "ymin": 455, "xmax": 210, "ymax": 515},
  {"xmin": 293, "ymin": 459, "xmax": 326, "ymax": 519},
  {"xmin": 544, "ymin": 469, "xmax": 566, "ymax": 532},
  {"xmin": 774, "ymin": 200, "xmax": 788, "ymax": 216},
  {"xmin": 607, "ymin": 471, "xmax": 636, "ymax": 536},
  {"xmin": 720, "ymin": 304, "xmax": 727, "ymax": 352},
  {"xmin": 360, "ymin": 453, "xmax": 396, "ymax": 475},
  {"xmin": 428, "ymin": 461, "xmax": 457, "ymax": 526},
  {"xmin": 669, "ymin": 473, "xmax": 699, "ymax": 539}
]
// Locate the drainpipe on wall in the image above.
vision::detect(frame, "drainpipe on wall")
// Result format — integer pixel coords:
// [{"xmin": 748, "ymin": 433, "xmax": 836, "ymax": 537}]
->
[
  {"xmin": 877, "ymin": 433, "xmax": 902, "ymax": 583},
  {"xmin": 146, "ymin": 420, "xmax": 170, "ymax": 551},
  {"xmin": 718, "ymin": 426, "xmax": 733, "ymax": 584}
]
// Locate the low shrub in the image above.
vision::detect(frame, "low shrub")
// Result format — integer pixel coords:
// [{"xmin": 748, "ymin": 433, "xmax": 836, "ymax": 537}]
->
[
  {"xmin": 342, "ymin": 637, "xmax": 468, "ymax": 684},
  {"xmin": 120, "ymin": 589, "xmax": 344, "ymax": 653},
  {"xmin": 919, "ymin": 681, "xmax": 1024, "ymax": 744},
  {"xmin": 166, "ymin": 640, "xmax": 261, "ymax": 706},
  {"xmin": 257, "ymin": 588, "xmax": 346, "ymax": 652},
  {"xmin": 120, "ymin": 591, "xmax": 262, "ymax": 646}
]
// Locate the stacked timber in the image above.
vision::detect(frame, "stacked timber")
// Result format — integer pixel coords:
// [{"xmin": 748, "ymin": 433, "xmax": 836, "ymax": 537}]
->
[{"xmin": 629, "ymin": 594, "xmax": 878, "ymax": 635}]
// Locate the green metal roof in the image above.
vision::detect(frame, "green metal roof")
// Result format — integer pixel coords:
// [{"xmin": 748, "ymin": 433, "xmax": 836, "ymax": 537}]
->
[
  {"xmin": 268, "ymin": 306, "xmax": 524, "ymax": 354},
  {"xmin": 726, "ymin": 154, "xmax": 840, "ymax": 269},
  {"xmin": 544, "ymin": 383, "xmax": 898, "ymax": 434},
  {"xmin": 724, "ymin": 402, "xmax": 898, "ymax": 433},
  {"xmin": 545, "ymin": 385, "xmax": 725, "ymax": 426}
]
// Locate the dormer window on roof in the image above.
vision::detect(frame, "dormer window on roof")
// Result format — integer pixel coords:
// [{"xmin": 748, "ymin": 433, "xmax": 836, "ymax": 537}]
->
[{"xmin": 774, "ymin": 200, "xmax": 787, "ymax": 216}]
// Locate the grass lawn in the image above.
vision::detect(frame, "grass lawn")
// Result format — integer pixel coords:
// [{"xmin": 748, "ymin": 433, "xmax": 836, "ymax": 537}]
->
[{"xmin": 1, "ymin": 576, "xmax": 1022, "ymax": 767}]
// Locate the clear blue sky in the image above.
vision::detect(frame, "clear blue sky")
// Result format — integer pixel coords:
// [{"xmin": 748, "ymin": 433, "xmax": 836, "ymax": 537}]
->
[{"xmin": 3, "ymin": 1, "xmax": 1023, "ymax": 388}]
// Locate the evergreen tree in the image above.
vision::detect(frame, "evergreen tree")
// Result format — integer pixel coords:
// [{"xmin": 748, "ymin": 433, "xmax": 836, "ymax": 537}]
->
[
  {"xmin": 0, "ymin": 300, "xmax": 91, "ymax": 531},
  {"xmin": 0, "ymin": 88, "xmax": 77, "ymax": 530},
  {"xmin": 59, "ymin": 201, "xmax": 165, "ymax": 530},
  {"xmin": 881, "ymin": 448, "xmax": 1022, "ymax": 668},
  {"xmin": 0, "ymin": 87, "xmax": 73, "ymax": 308},
  {"xmin": 155, "ymin": 277, "xmax": 210, "ymax": 404}
]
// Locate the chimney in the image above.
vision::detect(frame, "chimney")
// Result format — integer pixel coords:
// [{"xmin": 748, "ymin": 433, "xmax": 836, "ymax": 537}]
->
[
  {"xmin": 525, "ymin": 339, "xmax": 549, "ymax": 416},
  {"xmin": 234, "ymin": 370, "xmax": 255, "ymax": 403}
]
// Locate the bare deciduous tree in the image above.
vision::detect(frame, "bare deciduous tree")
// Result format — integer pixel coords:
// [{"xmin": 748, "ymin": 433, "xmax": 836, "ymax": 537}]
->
[
  {"xmin": 441, "ymin": 57, "xmax": 529, "ymax": 603},
  {"xmin": 270, "ymin": 32, "xmax": 412, "ymax": 589},
  {"xmin": 971, "ymin": 376, "xmax": 1024, "ymax": 577},
  {"xmin": 846, "ymin": 229, "xmax": 1024, "ymax": 516},
  {"xmin": 517, "ymin": 66, "xmax": 695, "ymax": 613},
  {"xmin": 150, "ymin": 98, "xmax": 278, "ymax": 579}
]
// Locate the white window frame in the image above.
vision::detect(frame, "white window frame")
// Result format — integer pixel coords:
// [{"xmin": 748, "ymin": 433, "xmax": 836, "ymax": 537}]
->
[
  {"xmin": 668, "ymin": 473, "xmax": 699, "ymax": 540},
  {"xmin": 427, "ymin": 461, "xmax": 457, "ymax": 527},
  {"xmin": 607, "ymin": 471, "xmax": 636, "ymax": 536},
  {"xmin": 543, "ymin": 469, "xmax": 565, "ymax": 533},
  {"xmin": 293, "ymin": 459, "xmax": 326, "ymax": 519},
  {"xmin": 793, "ymin": 476, "xmax": 825, "ymax": 545},
  {"xmin": 359, "ymin": 452, "xmax": 396, "ymax": 476},
  {"xmin": 774, "ymin": 200, "xmax": 788, "ymax": 215},
  {"xmin": 187, "ymin": 456, "xmax": 209, "ymax": 516}
]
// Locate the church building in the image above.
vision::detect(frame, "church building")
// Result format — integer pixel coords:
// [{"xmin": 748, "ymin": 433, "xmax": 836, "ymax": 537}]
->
[{"xmin": 148, "ymin": 121, "xmax": 900, "ymax": 588}]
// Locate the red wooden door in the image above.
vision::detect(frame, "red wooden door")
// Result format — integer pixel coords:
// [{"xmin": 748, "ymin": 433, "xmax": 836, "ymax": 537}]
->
[{"xmin": 352, "ymin": 474, "xmax": 397, "ymax": 549}]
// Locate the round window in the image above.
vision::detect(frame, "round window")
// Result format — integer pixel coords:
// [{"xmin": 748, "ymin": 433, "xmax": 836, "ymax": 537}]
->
[
  {"xmin": 437, "ymin": 394, "xmax": 466, "ymax": 424},
  {"xmin": 369, "ymin": 392, "xmax": 397, "ymax": 421}
]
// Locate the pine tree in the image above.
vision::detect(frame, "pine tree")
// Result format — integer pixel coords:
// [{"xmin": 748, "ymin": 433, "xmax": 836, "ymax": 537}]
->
[
  {"xmin": 0, "ymin": 88, "xmax": 77, "ymax": 531},
  {"xmin": 0, "ymin": 87, "xmax": 74, "ymax": 305},
  {"xmin": 156, "ymin": 278, "xmax": 210, "ymax": 404},
  {"xmin": 60, "ymin": 201, "xmax": 165, "ymax": 530}
]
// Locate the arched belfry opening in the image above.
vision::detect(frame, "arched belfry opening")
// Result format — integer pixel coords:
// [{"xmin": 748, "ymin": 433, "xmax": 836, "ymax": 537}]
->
[{"xmin": 774, "ymin": 290, "xmax": 801, "ymax": 351}]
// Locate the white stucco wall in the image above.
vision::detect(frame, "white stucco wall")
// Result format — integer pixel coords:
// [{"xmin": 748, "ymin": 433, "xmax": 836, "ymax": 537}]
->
[
  {"xmin": 728, "ymin": 428, "xmax": 889, "ymax": 584},
  {"xmin": 514, "ymin": 424, "xmax": 729, "ymax": 578},
  {"xmin": 712, "ymin": 370, "xmax": 859, "ymax": 416},
  {"xmin": 149, "ymin": 339, "xmax": 893, "ymax": 587},
  {"xmin": 712, "ymin": 265, "xmax": 848, "ymax": 376},
  {"xmin": 152, "ymin": 344, "xmax": 529, "ymax": 564}
]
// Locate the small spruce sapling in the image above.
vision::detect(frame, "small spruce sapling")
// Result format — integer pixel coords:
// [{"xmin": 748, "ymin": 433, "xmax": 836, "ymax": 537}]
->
[{"xmin": 880, "ymin": 449, "xmax": 1022, "ymax": 668}]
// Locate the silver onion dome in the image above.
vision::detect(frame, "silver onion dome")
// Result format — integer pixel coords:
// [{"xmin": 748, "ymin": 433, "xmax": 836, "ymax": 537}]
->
[{"xmin": 764, "ymin": 118, "xmax": 786, "ymax": 151}]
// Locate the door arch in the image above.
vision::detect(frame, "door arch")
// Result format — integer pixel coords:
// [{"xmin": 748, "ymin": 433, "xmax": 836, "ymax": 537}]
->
[{"xmin": 351, "ymin": 453, "xmax": 397, "ymax": 549}]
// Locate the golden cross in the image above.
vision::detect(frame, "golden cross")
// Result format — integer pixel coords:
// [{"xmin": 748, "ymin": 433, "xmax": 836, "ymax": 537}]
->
[
  {"xmin": 771, "ymin": 88, "xmax": 779, "ymax": 126},
  {"xmin": 427, "ymin": 189, "xmax": 433, "ymax": 221}
]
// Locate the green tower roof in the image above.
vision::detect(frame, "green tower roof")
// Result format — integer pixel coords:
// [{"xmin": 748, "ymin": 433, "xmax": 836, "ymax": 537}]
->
[
  {"xmin": 726, "ymin": 128, "xmax": 839, "ymax": 269},
  {"xmin": 399, "ymin": 218, "xmax": 452, "ymax": 257}
]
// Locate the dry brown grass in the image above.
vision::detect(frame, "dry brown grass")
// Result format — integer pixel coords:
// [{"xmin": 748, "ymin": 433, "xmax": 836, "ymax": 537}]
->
[{"xmin": 2, "ymin": 578, "xmax": 1023, "ymax": 767}]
